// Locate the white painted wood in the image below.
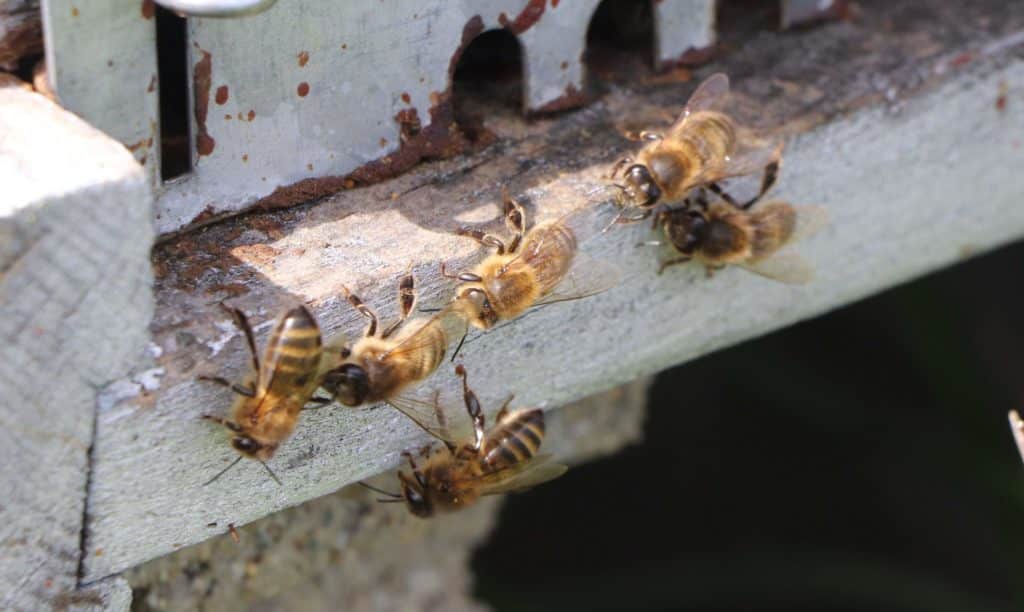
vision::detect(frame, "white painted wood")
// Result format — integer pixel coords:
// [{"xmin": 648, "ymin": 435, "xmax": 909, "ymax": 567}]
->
[
  {"xmin": 41, "ymin": 0, "xmax": 160, "ymax": 184},
  {"xmin": 0, "ymin": 87, "xmax": 152, "ymax": 611},
  {"xmin": 80, "ymin": 50, "xmax": 1024, "ymax": 581},
  {"xmin": 654, "ymin": 0, "xmax": 715, "ymax": 68}
]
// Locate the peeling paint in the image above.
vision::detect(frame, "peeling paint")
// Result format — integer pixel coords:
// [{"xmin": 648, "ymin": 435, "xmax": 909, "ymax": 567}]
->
[
  {"xmin": 497, "ymin": 0, "xmax": 546, "ymax": 35},
  {"xmin": 215, "ymin": 85, "xmax": 228, "ymax": 105},
  {"xmin": 298, "ymin": 51, "xmax": 309, "ymax": 67},
  {"xmin": 297, "ymin": 82, "xmax": 310, "ymax": 97},
  {"xmin": 193, "ymin": 50, "xmax": 215, "ymax": 156},
  {"xmin": 251, "ymin": 16, "xmax": 485, "ymax": 210}
]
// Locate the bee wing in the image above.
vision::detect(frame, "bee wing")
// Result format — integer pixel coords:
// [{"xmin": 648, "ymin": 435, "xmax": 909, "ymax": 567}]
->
[
  {"xmin": 386, "ymin": 393, "xmax": 474, "ymax": 446},
  {"xmin": 476, "ymin": 454, "xmax": 569, "ymax": 495},
  {"xmin": 558, "ymin": 201, "xmax": 622, "ymax": 245},
  {"xmin": 534, "ymin": 254, "xmax": 622, "ymax": 308},
  {"xmin": 738, "ymin": 251, "xmax": 816, "ymax": 285},
  {"xmin": 786, "ymin": 204, "xmax": 829, "ymax": 243},
  {"xmin": 671, "ymin": 72, "xmax": 730, "ymax": 128},
  {"xmin": 380, "ymin": 305, "xmax": 469, "ymax": 362},
  {"xmin": 691, "ymin": 138, "xmax": 782, "ymax": 188}
]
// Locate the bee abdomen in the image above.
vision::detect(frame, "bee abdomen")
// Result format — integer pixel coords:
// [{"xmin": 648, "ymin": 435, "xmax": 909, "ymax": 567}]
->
[
  {"xmin": 264, "ymin": 306, "xmax": 323, "ymax": 388},
  {"xmin": 480, "ymin": 409, "xmax": 545, "ymax": 471}
]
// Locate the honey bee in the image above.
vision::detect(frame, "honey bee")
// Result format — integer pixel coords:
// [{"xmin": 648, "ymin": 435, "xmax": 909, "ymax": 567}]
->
[
  {"xmin": 608, "ymin": 72, "xmax": 782, "ymax": 221},
  {"xmin": 442, "ymin": 188, "xmax": 619, "ymax": 330},
  {"xmin": 1009, "ymin": 410, "xmax": 1024, "ymax": 465},
  {"xmin": 199, "ymin": 304, "xmax": 327, "ymax": 485},
  {"xmin": 319, "ymin": 272, "xmax": 469, "ymax": 414},
  {"xmin": 644, "ymin": 189, "xmax": 827, "ymax": 282},
  {"xmin": 364, "ymin": 365, "xmax": 567, "ymax": 517}
]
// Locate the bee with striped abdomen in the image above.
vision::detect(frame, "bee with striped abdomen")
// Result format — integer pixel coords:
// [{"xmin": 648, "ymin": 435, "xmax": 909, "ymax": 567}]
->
[
  {"xmin": 365, "ymin": 365, "xmax": 567, "ymax": 518},
  {"xmin": 319, "ymin": 272, "xmax": 468, "ymax": 416},
  {"xmin": 443, "ymin": 188, "xmax": 619, "ymax": 331},
  {"xmin": 645, "ymin": 189, "xmax": 828, "ymax": 282},
  {"xmin": 199, "ymin": 303, "xmax": 327, "ymax": 484},
  {"xmin": 609, "ymin": 72, "xmax": 782, "ymax": 222}
]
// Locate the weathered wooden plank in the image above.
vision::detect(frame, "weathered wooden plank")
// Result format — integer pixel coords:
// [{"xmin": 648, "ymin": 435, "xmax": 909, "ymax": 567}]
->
[
  {"xmin": 0, "ymin": 86, "xmax": 152, "ymax": 611},
  {"xmin": 82, "ymin": 0, "xmax": 1024, "ymax": 581},
  {"xmin": 123, "ymin": 378, "xmax": 649, "ymax": 610}
]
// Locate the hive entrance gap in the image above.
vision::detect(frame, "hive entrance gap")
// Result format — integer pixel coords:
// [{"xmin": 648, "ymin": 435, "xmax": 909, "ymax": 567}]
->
[
  {"xmin": 452, "ymin": 29, "xmax": 524, "ymax": 148},
  {"xmin": 585, "ymin": 0, "xmax": 656, "ymax": 83},
  {"xmin": 156, "ymin": 6, "xmax": 192, "ymax": 181}
]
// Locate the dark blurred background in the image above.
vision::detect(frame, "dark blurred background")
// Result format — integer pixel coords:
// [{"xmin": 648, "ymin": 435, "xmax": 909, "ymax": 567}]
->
[{"xmin": 473, "ymin": 239, "xmax": 1024, "ymax": 612}]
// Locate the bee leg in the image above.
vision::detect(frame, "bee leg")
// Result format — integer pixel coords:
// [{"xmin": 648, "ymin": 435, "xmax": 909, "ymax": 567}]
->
[
  {"xmin": 705, "ymin": 264, "xmax": 726, "ymax": 279},
  {"xmin": 657, "ymin": 256, "xmax": 691, "ymax": 275},
  {"xmin": 607, "ymin": 157, "xmax": 633, "ymax": 179},
  {"xmin": 302, "ymin": 396, "xmax": 333, "ymax": 410},
  {"xmin": 649, "ymin": 203, "xmax": 672, "ymax": 231},
  {"xmin": 219, "ymin": 303, "xmax": 261, "ymax": 377},
  {"xmin": 495, "ymin": 394, "xmax": 515, "ymax": 423},
  {"xmin": 382, "ymin": 272, "xmax": 416, "ymax": 339},
  {"xmin": 197, "ymin": 375, "xmax": 257, "ymax": 397},
  {"xmin": 454, "ymin": 365, "xmax": 486, "ymax": 451},
  {"xmin": 402, "ymin": 451, "xmax": 429, "ymax": 489},
  {"xmin": 455, "ymin": 227, "xmax": 507, "ymax": 255},
  {"xmin": 342, "ymin": 286, "xmax": 379, "ymax": 337},
  {"xmin": 501, "ymin": 187, "xmax": 526, "ymax": 253},
  {"xmin": 201, "ymin": 414, "xmax": 243, "ymax": 433},
  {"xmin": 691, "ymin": 189, "xmax": 711, "ymax": 211},
  {"xmin": 616, "ymin": 209, "xmax": 653, "ymax": 225},
  {"xmin": 439, "ymin": 262, "xmax": 483, "ymax": 283},
  {"xmin": 706, "ymin": 182, "xmax": 742, "ymax": 209},
  {"xmin": 430, "ymin": 390, "xmax": 457, "ymax": 452},
  {"xmin": 739, "ymin": 158, "xmax": 781, "ymax": 210}
]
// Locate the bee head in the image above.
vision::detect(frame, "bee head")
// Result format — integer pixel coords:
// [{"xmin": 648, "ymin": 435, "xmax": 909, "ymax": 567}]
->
[
  {"xmin": 398, "ymin": 471, "xmax": 434, "ymax": 518},
  {"xmin": 322, "ymin": 363, "xmax": 370, "ymax": 407},
  {"xmin": 663, "ymin": 209, "xmax": 708, "ymax": 255},
  {"xmin": 456, "ymin": 287, "xmax": 498, "ymax": 329},
  {"xmin": 231, "ymin": 435, "xmax": 274, "ymax": 460},
  {"xmin": 621, "ymin": 164, "xmax": 662, "ymax": 208}
]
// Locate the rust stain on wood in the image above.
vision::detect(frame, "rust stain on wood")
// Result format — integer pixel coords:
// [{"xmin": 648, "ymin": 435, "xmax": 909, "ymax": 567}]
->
[
  {"xmin": 497, "ymin": 0, "xmax": 546, "ymax": 34},
  {"xmin": 193, "ymin": 50, "xmax": 215, "ymax": 156},
  {"xmin": 215, "ymin": 85, "xmax": 229, "ymax": 105}
]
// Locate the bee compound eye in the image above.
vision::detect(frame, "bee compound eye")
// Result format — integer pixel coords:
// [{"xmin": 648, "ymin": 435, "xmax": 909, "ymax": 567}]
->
[{"xmin": 232, "ymin": 436, "xmax": 259, "ymax": 454}]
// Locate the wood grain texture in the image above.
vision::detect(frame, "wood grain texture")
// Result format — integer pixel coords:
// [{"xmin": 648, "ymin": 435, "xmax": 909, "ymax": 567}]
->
[
  {"xmin": 82, "ymin": 1, "xmax": 1024, "ymax": 581},
  {"xmin": 0, "ymin": 87, "xmax": 152, "ymax": 611},
  {"xmin": 123, "ymin": 378, "xmax": 649, "ymax": 611}
]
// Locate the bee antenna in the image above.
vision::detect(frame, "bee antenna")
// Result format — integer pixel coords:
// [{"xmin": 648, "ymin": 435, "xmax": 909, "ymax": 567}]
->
[
  {"xmin": 358, "ymin": 481, "xmax": 402, "ymax": 498},
  {"xmin": 449, "ymin": 329, "xmax": 468, "ymax": 362},
  {"xmin": 259, "ymin": 460, "xmax": 282, "ymax": 486},
  {"xmin": 601, "ymin": 209, "xmax": 627, "ymax": 234},
  {"xmin": 377, "ymin": 498, "xmax": 405, "ymax": 503},
  {"xmin": 203, "ymin": 455, "xmax": 243, "ymax": 487}
]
